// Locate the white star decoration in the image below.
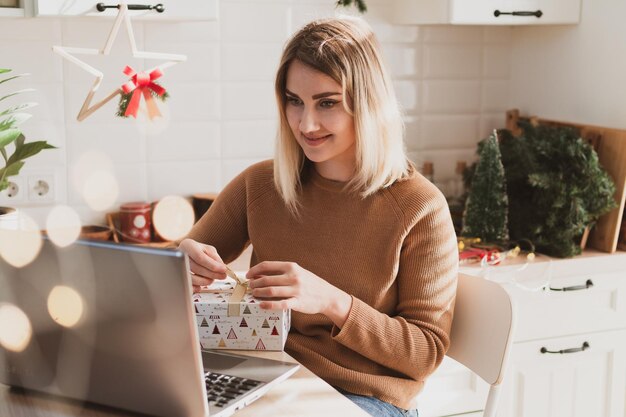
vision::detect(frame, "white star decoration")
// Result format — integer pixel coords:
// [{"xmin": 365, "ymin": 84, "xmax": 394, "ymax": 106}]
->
[{"xmin": 52, "ymin": 1, "xmax": 187, "ymax": 121}]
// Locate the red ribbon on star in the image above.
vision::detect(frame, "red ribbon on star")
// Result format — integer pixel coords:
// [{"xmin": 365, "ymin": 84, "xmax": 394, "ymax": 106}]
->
[{"xmin": 121, "ymin": 66, "xmax": 166, "ymax": 119}]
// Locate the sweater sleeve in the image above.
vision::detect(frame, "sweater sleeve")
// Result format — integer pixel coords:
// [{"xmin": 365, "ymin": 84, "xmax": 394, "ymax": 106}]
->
[
  {"xmin": 330, "ymin": 192, "xmax": 458, "ymax": 381},
  {"xmin": 184, "ymin": 169, "xmax": 250, "ymax": 264}
]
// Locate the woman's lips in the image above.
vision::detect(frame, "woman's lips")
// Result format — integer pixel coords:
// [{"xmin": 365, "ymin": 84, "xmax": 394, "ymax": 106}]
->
[{"xmin": 303, "ymin": 134, "xmax": 331, "ymax": 147}]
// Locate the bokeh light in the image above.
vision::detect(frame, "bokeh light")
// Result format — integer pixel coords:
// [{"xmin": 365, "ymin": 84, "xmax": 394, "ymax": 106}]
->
[
  {"xmin": 0, "ymin": 303, "xmax": 32, "ymax": 352},
  {"xmin": 46, "ymin": 205, "xmax": 82, "ymax": 247},
  {"xmin": 153, "ymin": 196, "xmax": 195, "ymax": 242},
  {"xmin": 82, "ymin": 170, "xmax": 119, "ymax": 211},
  {"xmin": 47, "ymin": 286, "xmax": 84, "ymax": 328},
  {"xmin": 135, "ymin": 100, "xmax": 171, "ymax": 136},
  {"xmin": 0, "ymin": 211, "xmax": 43, "ymax": 268}
]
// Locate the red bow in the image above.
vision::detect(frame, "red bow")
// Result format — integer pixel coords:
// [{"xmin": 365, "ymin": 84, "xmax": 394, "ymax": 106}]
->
[{"xmin": 121, "ymin": 66, "xmax": 166, "ymax": 119}]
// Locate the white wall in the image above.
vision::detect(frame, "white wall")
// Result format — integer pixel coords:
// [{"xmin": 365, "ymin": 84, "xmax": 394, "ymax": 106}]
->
[
  {"xmin": 0, "ymin": 0, "xmax": 512, "ymax": 225},
  {"xmin": 509, "ymin": 0, "xmax": 626, "ymax": 129}
]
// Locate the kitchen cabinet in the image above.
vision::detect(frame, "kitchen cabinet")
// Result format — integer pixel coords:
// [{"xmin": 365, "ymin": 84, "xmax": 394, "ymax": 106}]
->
[
  {"xmin": 0, "ymin": 0, "xmax": 28, "ymax": 17},
  {"xmin": 33, "ymin": 0, "xmax": 217, "ymax": 20},
  {"xmin": 417, "ymin": 251, "xmax": 626, "ymax": 417},
  {"xmin": 389, "ymin": 0, "xmax": 581, "ymax": 25}
]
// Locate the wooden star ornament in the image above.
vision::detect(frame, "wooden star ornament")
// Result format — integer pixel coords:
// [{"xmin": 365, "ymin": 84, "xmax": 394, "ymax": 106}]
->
[{"xmin": 52, "ymin": 1, "xmax": 186, "ymax": 121}]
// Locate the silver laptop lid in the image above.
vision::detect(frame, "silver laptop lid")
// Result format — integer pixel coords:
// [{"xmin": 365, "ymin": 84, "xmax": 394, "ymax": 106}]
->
[{"xmin": 0, "ymin": 239, "xmax": 208, "ymax": 417}]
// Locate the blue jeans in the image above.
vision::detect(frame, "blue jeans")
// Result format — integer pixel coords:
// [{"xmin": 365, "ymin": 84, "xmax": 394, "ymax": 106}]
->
[{"xmin": 336, "ymin": 388, "xmax": 419, "ymax": 417}]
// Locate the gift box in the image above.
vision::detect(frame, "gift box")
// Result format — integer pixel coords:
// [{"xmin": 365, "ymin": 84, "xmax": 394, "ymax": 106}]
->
[{"xmin": 192, "ymin": 278, "xmax": 290, "ymax": 351}]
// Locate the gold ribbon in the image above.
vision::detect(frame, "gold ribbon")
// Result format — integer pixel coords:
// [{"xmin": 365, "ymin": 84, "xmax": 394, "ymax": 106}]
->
[{"xmin": 225, "ymin": 266, "xmax": 249, "ymax": 317}]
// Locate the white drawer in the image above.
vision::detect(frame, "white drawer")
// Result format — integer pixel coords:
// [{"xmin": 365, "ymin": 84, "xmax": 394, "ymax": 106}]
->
[
  {"xmin": 498, "ymin": 330, "xmax": 626, "ymax": 417},
  {"xmin": 505, "ymin": 271, "xmax": 626, "ymax": 341}
]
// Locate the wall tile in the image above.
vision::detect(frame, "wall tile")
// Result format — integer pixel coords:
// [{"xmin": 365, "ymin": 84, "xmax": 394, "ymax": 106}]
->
[
  {"xmin": 403, "ymin": 116, "xmax": 420, "ymax": 151},
  {"xmin": 221, "ymin": 158, "xmax": 267, "ymax": 187},
  {"xmin": 408, "ymin": 148, "xmax": 477, "ymax": 183},
  {"xmin": 166, "ymin": 82, "xmax": 220, "ymax": 121},
  {"xmin": 482, "ymin": 80, "xmax": 509, "ymax": 112},
  {"xmin": 0, "ymin": 18, "xmax": 62, "ymax": 41},
  {"xmin": 17, "ymin": 122, "xmax": 67, "ymax": 166},
  {"xmin": 142, "ymin": 41, "xmax": 220, "ymax": 82},
  {"xmin": 144, "ymin": 21, "xmax": 220, "ymax": 43},
  {"xmin": 221, "ymin": 2, "xmax": 289, "ymax": 43},
  {"xmin": 147, "ymin": 122, "xmax": 221, "ymax": 162},
  {"xmin": 422, "ymin": 80, "xmax": 482, "ymax": 113},
  {"xmin": 393, "ymin": 80, "xmax": 420, "ymax": 114},
  {"xmin": 370, "ymin": 22, "xmax": 419, "ymax": 44},
  {"xmin": 382, "ymin": 44, "xmax": 420, "ymax": 78},
  {"xmin": 66, "ymin": 123, "xmax": 145, "ymax": 164},
  {"xmin": 420, "ymin": 115, "xmax": 480, "ymax": 150},
  {"xmin": 483, "ymin": 45, "xmax": 511, "ymax": 78},
  {"xmin": 221, "ymin": 82, "xmax": 277, "ymax": 120},
  {"xmin": 222, "ymin": 120, "xmax": 277, "ymax": 158},
  {"xmin": 61, "ymin": 19, "xmax": 145, "ymax": 46},
  {"xmin": 480, "ymin": 113, "xmax": 507, "ymax": 139},
  {"xmin": 67, "ymin": 162, "xmax": 147, "ymax": 208},
  {"xmin": 147, "ymin": 160, "xmax": 221, "ymax": 200},
  {"xmin": 422, "ymin": 26, "xmax": 483, "ymax": 44},
  {"xmin": 0, "ymin": 41, "xmax": 63, "ymax": 83},
  {"xmin": 484, "ymin": 26, "xmax": 512, "ymax": 44},
  {"xmin": 221, "ymin": 43, "xmax": 283, "ymax": 81},
  {"xmin": 423, "ymin": 45, "xmax": 482, "ymax": 79},
  {"xmin": 289, "ymin": 2, "xmax": 336, "ymax": 33}
]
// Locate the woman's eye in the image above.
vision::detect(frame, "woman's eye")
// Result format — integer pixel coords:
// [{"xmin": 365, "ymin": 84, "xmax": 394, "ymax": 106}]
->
[
  {"xmin": 319, "ymin": 100, "xmax": 337, "ymax": 109},
  {"xmin": 286, "ymin": 96, "xmax": 302, "ymax": 106}
]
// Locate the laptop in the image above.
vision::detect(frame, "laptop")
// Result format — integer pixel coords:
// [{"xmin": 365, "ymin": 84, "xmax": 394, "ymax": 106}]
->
[{"xmin": 0, "ymin": 238, "xmax": 299, "ymax": 417}]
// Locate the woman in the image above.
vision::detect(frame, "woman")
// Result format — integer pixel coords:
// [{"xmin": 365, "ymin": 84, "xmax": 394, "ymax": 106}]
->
[{"xmin": 179, "ymin": 16, "xmax": 458, "ymax": 417}]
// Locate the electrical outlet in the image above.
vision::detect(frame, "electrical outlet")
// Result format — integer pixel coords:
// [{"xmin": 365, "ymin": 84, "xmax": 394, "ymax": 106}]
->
[
  {"xmin": 0, "ymin": 176, "xmax": 26, "ymax": 203},
  {"xmin": 27, "ymin": 173, "xmax": 56, "ymax": 203}
]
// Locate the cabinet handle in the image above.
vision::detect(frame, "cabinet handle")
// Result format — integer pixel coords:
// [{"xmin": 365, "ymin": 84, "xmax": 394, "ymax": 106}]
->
[
  {"xmin": 540, "ymin": 341, "xmax": 590, "ymax": 354},
  {"xmin": 96, "ymin": 3, "xmax": 165, "ymax": 13},
  {"xmin": 494, "ymin": 10, "xmax": 543, "ymax": 18},
  {"xmin": 548, "ymin": 279, "xmax": 594, "ymax": 292}
]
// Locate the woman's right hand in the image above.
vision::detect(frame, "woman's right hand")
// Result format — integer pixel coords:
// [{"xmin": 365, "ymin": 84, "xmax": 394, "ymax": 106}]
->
[{"xmin": 177, "ymin": 238, "xmax": 228, "ymax": 292}]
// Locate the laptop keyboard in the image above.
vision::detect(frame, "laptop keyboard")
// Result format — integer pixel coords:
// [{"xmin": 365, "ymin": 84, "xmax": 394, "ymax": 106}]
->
[{"xmin": 205, "ymin": 372, "xmax": 263, "ymax": 409}]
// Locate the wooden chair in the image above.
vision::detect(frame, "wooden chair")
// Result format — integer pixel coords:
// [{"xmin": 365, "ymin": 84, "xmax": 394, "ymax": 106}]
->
[{"xmin": 447, "ymin": 273, "xmax": 516, "ymax": 417}]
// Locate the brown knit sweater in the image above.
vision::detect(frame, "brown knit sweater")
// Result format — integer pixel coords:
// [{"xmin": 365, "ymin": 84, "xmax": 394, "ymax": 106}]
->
[{"xmin": 186, "ymin": 160, "xmax": 458, "ymax": 410}]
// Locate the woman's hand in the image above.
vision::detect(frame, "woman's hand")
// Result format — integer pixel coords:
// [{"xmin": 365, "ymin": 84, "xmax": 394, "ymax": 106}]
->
[
  {"xmin": 246, "ymin": 261, "xmax": 353, "ymax": 328},
  {"xmin": 178, "ymin": 238, "xmax": 227, "ymax": 292}
]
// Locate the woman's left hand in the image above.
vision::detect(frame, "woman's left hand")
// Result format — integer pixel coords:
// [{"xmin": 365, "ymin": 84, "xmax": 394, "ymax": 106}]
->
[{"xmin": 245, "ymin": 261, "xmax": 352, "ymax": 327}]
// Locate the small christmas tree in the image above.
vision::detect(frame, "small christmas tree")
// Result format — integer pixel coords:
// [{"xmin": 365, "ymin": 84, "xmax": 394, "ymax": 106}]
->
[{"xmin": 462, "ymin": 130, "xmax": 509, "ymax": 242}]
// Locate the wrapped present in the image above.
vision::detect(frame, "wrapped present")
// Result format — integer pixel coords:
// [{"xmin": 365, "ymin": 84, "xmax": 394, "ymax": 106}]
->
[{"xmin": 192, "ymin": 278, "xmax": 290, "ymax": 351}]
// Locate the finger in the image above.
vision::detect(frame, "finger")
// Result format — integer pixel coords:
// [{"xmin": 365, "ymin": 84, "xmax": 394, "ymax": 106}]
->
[
  {"xmin": 248, "ymin": 274, "xmax": 294, "ymax": 289},
  {"xmin": 192, "ymin": 284, "xmax": 202, "ymax": 293},
  {"xmin": 258, "ymin": 298, "xmax": 295, "ymax": 310},
  {"xmin": 186, "ymin": 244, "xmax": 227, "ymax": 274},
  {"xmin": 251, "ymin": 285, "xmax": 295, "ymax": 299},
  {"xmin": 190, "ymin": 272, "xmax": 214, "ymax": 288},
  {"xmin": 246, "ymin": 261, "xmax": 293, "ymax": 279},
  {"xmin": 189, "ymin": 259, "xmax": 227, "ymax": 281}
]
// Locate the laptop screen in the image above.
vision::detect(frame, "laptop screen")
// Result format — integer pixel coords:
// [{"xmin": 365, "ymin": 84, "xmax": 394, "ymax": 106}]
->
[{"xmin": 0, "ymin": 239, "xmax": 208, "ymax": 417}]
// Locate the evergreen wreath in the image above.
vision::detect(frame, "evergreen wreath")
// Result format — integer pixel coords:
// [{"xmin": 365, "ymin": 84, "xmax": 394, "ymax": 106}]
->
[
  {"xmin": 466, "ymin": 120, "xmax": 616, "ymax": 258},
  {"xmin": 116, "ymin": 86, "xmax": 169, "ymax": 118}
]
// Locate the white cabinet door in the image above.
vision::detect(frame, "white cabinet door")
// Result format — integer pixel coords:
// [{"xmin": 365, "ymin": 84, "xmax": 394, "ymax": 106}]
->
[
  {"xmin": 416, "ymin": 356, "xmax": 489, "ymax": 417},
  {"xmin": 497, "ymin": 330, "xmax": 626, "ymax": 417},
  {"xmin": 34, "ymin": 0, "xmax": 217, "ymax": 20},
  {"xmin": 389, "ymin": 0, "xmax": 579, "ymax": 25}
]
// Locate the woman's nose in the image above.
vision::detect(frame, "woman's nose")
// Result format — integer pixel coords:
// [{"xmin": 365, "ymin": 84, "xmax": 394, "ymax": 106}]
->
[{"xmin": 299, "ymin": 107, "xmax": 320, "ymax": 134}]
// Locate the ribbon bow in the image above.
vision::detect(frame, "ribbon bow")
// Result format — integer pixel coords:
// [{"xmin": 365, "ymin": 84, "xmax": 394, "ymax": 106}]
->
[{"xmin": 121, "ymin": 66, "xmax": 166, "ymax": 119}]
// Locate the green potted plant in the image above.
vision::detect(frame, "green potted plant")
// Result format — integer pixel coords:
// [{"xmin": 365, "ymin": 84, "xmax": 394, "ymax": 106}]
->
[{"xmin": 1, "ymin": 68, "xmax": 56, "ymax": 228}]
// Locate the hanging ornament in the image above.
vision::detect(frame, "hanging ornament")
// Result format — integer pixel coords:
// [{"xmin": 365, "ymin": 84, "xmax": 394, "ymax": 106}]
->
[
  {"xmin": 52, "ymin": 1, "xmax": 186, "ymax": 121},
  {"xmin": 116, "ymin": 66, "xmax": 169, "ymax": 119}
]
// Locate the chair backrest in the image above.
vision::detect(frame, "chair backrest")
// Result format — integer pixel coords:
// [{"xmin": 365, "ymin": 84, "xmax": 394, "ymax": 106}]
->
[{"xmin": 447, "ymin": 273, "xmax": 515, "ymax": 386}]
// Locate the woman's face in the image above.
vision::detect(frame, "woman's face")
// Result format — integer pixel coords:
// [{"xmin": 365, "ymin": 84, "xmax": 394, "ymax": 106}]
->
[{"xmin": 284, "ymin": 60, "xmax": 356, "ymax": 181}]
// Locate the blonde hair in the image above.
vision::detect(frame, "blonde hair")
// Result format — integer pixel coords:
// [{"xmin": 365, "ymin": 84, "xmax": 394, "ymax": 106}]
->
[{"xmin": 274, "ymin": 16, "xmax": 409, "ymax": 214}]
